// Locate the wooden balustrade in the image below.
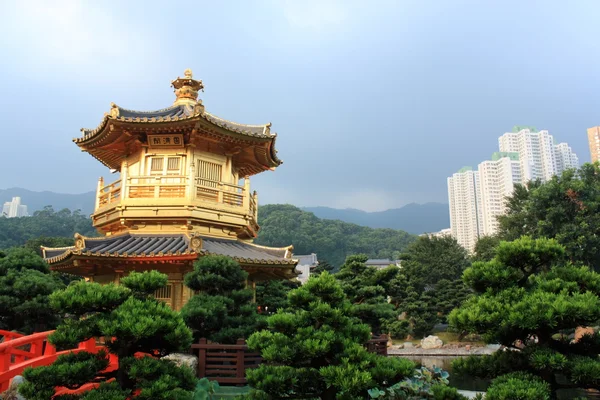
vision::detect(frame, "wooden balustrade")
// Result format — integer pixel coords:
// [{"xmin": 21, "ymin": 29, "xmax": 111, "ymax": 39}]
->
[
  {"xmin": 192, "ymin": 338, "xmax": 262, "ymax": 385},
  {"xmin": 192, "ymin": 335, "xmax": 389, "ymax": 385}
]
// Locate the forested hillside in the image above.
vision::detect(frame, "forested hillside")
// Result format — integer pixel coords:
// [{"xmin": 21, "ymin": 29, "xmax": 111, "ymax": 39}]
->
[
  {"xmin": 255, "ymin": 204, "xmax": 416, "ymax": 267},
  {"xmin": 0, "ymin": 207, "xmax": 97, "ymax": 249},
  {"xmin": 0, "ymin": 204, "xmax": 416, "ymax": 267}
]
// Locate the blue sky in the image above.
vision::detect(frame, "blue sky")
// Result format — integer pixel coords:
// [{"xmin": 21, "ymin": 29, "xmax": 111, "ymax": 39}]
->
[{"xmin": 0, "ymin": 0, "xmax": 597, "ymax": 211}]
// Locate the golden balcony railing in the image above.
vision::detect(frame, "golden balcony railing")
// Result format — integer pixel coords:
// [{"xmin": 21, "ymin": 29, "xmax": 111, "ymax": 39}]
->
[
  {"xmin": 195, "ymin": 178, "xmax": 244, "ymax": 207},
  {"xmin": 127, "ymin": 175, "xmax": 188, "ymax": 199},
  {"xmin": 95, "ymin": 175, "xmax": 256, "ymax": 217},
  {"xmin": 96, "ymin": 179, "xmax": 121, "ymax": 209}
]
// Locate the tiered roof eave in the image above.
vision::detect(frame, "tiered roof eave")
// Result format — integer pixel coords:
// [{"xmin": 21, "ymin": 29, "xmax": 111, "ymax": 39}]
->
[
  {"xmin": 74, "ymin": 103, "xmax": 283, "ymax": 173},
  {"xmin": 43, "ymin": 232, "xmax": 298, "ymax": 271}
]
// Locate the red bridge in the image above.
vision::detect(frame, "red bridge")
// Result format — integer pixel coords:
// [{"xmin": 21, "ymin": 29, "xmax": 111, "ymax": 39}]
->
[{"xmin": 0, "ymin": 330, "xmax": 116, "ymax": 396}]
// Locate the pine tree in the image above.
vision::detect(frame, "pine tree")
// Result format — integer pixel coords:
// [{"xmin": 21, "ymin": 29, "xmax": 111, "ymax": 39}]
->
[
  {"xmin": 19, "ymin": 270, "xmax": 195, "ymax": 400},
  {"xmin": 181, "ymin": 255, "xmax": 263, "ymax": 344},
  {"xmin": 0, "ymin": 247, "xmax": 65, "ymax": 333},
  {"xmin": 335, "ymin": 254, "xmax": 397, "ymax": 335},
  {"xmin": 255, "ymin": 279, "xmax": 300, "ymax": 314},
  {"xmin": 245, "ymin": 272, "xmax": 415, "ymax": 399},
  {"xmin": 450, "ymin": 236, "xmax": 600, "ymax": 397},
  {"xmin": 312, "ymin": 259, "xmax": 335, "ymax": 275}
]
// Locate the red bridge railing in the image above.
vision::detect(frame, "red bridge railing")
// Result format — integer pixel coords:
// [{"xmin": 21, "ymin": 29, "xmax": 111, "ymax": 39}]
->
[{"xmin": 0, "ymin": 330, "xmax": 106, "ymax": 394}]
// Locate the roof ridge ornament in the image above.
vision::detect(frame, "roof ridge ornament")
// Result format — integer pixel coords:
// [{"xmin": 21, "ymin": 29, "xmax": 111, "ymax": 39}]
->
[{"xmin": 171, "ymin": 69, "xmax": 204, "ymax": 106}]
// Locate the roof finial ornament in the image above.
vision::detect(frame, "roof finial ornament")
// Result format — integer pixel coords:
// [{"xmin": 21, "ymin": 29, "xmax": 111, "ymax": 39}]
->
[{"xmin": 171, "ymin": 69, "xmax": 204, "ymax": 106}]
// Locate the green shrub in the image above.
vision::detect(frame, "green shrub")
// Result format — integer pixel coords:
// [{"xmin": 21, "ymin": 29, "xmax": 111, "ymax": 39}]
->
[{"xmin": 485, "ymin": 372, "xmax": 551, "ymax": 400}]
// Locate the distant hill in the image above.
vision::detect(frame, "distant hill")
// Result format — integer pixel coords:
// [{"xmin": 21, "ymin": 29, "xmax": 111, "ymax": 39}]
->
[
  {"xmin": 0, "ymin": 200, "xmax": 415, "ymax": 268},
  {"xmin": 302, "ymin": 203, "xmax": 449, "ymax": 234},
  {"xmin": 0, "ymin": 188, "xmax": 95, "ymax": 215},
  {"xmin": 255, "ymin": 204, "xmax": 416, "ymax": 267}
]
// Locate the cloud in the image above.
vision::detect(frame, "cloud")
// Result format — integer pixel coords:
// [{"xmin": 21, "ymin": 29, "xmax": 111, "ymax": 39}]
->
[{"xmin": 0, "ymin": 1, "xmax": 162, "ymax": 82}]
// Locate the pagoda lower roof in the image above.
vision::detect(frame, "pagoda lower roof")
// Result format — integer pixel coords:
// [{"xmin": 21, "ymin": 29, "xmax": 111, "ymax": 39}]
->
[{"xmin": 43, "ymin": 233, "xmax": 296, "ymax": 267}]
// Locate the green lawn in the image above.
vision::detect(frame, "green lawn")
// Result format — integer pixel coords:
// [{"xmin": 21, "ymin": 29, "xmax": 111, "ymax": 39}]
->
[{"xmin": 211, "ymin": 385, "xmax": 251, "ymax": 399}]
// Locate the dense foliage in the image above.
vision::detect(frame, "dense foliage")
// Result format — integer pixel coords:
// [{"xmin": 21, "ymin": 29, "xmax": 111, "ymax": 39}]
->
[
  {"xmin": 312, "ymin": 259, "xmax": 335, "ymax": 275},
  {"xmin": 399, "ymin": 235, "xmax": 470, "ymax": 291},
  {"xmin": 472, "ymin": 235, "xmax": 500, "ymax": 263},
  {"xmin": 0, "ymin": 248, "xmax": 65, "ymax": 333},
  {"xmin": 386, "ymin": 236, "xmax": 472, "ymax": 338},
  {"xmin": 181, "ymin": 255, "xmax": 263, "ymax": 344},
  {"xmin": 255, "ymin": 279, "xmax": 300, "ymax": 314},
  {"xmin": 245, "ymin": 273, "xmax": 416, "ymax": 399},
  {"xmin": 497, "ymin": 163, "xmax": 600, "ymax": 270},
  {"xmin": 256, "ymin": 204, "xmax": 416, "ymax": 267},
  {"xmin": 335, "ymin": 254, "xmax": 398, "ymax": 335},
  {"xmin": 0, "ymin": 207, "xmax": 96, "ymax": 250},
  {"xmin": 450, "ymin": 236, "xmax": 600, "ymax": 396},
  {"xmin": 20, "ymin": 270, "xmax": 195, "ymax": 399}
]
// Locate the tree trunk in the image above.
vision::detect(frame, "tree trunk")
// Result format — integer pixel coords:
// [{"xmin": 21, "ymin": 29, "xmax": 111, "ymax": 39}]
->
[{"xmin": 116, "ymin": 348, "xmax": 134, "ymax": 391}]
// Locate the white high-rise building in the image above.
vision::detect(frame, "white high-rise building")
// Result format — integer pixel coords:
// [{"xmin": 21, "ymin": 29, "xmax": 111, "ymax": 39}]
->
[
  {"xmin": 498, "ymin": 127, "xmax": 579, "ymax": 182},
  {"xmin": 478, "ymin": 152, "xmax": 522, "ymax": 235},
  {"xmin": 448, "ymin": 127, "xmax": 578, "ymax": 252},
  {"xmin": 555, "ymin": 142, "xmax": 579, "ymax": 174},
  {"xmin": 2, "ymin": 197, "xmax": 29, "ymax": 218},
  {"xmin": 447, "ymin": 167, "xmax": 483, "ymax": 252}
]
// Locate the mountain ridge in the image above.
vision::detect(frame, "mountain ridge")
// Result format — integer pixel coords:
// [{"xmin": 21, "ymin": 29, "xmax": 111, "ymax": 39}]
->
[
  {"xmin": 301, "ymin": 203, "xmax": 449, "ymax": 234},
  {"xmin": 0, "ymin": 187, "xmax": 449, "ymax": 234}
]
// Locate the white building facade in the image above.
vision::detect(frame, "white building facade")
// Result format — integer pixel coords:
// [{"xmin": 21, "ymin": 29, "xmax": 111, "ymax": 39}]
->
[
  {"xmin": 447, "ymin": 167, "xmax": 483, "ymax": 252},
  {"xmin": 2, "ymin": 197, "xmax": 29, "ymax": 218},
  {"xmin": 478, "ymin": 152, "xmax": 522, "ymax": 236},
  {"xmin": 448, "ymin": 127, "xmax": 578, "ymax": 253},
  {"xmin": 499, "ymin": 127, "xmax": 579, "ymax": 182}
]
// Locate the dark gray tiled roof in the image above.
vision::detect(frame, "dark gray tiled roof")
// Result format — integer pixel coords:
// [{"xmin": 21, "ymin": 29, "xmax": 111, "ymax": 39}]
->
[
  {"xmin": 83, "ymin": 234, "xmax": 190, "ymax": 255},
  {"xmin": 117, "ymin": 105, "xmax": 192, "ymax": 119},
  {"xmin": 44, "ymin": 233, "xmax": 295, "ymax": 265},
  {"xmin": 201, "ymin": 237, "xmax": 289, "ymax": 262},
  {"xmin": 44, "ymin": 247, "xmax": 75, "ymax": 259},
  {"xmin": 78, "ymin": 104, "xmax": 274, "ymax": 139},
  {"xmin": 365, "ymin": 259, "xmax": 400, "ymax": 266}
]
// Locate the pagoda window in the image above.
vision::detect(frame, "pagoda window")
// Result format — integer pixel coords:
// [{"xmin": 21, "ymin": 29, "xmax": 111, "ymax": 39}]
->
[
  {"xmin": 154, "ymin": 284, "xmax": 173, "ymax": 306},
  {"xmin": 197, "ymin": 159, "xmax": 222, "ymax": 188},
  {"xmin": 150, "ymin": 157, "xmax": 164, "ymax": 174},
  {"xmin": 147, "ymin": 156, "xmax": 184, "ymax": 176}
]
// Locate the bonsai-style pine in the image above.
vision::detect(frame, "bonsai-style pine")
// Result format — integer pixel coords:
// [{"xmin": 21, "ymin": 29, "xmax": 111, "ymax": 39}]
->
[
  {"xmin": 19, "ymin": 270, "xmax": 195, "ymax": 400},
  {"xmin": 335, "ymin": 254, "xmax": 398, "ymax": 335},
  {"xmin": 450, "ymin": 236, "xmax": 600, "ymax": 397},
  {"xmin": 181, "ymin": 255, "xmax": 263, "ymax": 344},
  {"xmin": 0, "ymin": 247, "xmax": 65, "ymax": 334},
  {"xmin": 245, "ymin": 272, "xmax": 415, "ymax": 399},
  {"xmin": 255, "ymin": 279, "xmax": 300, "ymax": 314}
]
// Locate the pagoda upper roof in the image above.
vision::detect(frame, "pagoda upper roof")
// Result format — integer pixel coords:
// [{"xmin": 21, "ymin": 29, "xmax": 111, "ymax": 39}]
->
[
  {"xmin": 73, "ymin": 70, "xmax": 283, "ymax": 175},
  {"xmin": 78, "ymin": 104, "xmax": 275, "ymax": 141},
  {"xmin": 43, "ymin": 233, "xmax": 297, "ymax": 268}
]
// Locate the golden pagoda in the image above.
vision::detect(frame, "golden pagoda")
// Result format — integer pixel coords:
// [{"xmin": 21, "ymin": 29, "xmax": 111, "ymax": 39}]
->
[{"xmin": 43, "ymin": 69, "xmax": 298, "ymax": 310}]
